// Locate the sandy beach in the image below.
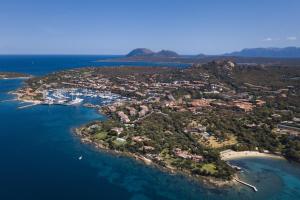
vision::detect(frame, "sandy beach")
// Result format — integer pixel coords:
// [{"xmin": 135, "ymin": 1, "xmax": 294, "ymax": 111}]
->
[{"xmin": 220, "ymin": 150, "xmax": 285, "ymax": 161}]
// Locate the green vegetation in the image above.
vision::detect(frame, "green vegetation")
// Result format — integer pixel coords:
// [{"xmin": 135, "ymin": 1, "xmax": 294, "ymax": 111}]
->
[
  {"xmin": 92, "ymin": 131, "xmax": 107, "ymax": 140},
  {"xmin": 0, "ymin": 72, "xmax": 30, "ymax": 79},
  {"xmin": 201, "ymin": 163, "xmax": 217, "ymax": 174},
  {"xmin": 18, "ymin": 60, "xmax": 300, "ymax": 182}
]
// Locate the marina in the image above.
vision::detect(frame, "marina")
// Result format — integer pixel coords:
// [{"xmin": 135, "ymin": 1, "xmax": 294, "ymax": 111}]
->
[{"xmin": 41, "ymin": 88, "xmax": 123, "ymax": 106}]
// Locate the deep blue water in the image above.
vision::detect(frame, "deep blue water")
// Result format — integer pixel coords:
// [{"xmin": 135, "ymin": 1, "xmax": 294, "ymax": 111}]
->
[
  {"xmin": 0, "ymin": 56, "xmax": 300, "ymax": 200},
  {"xmin": 0, "ymin": 55, "xmax": 188, "ymax": 76}
]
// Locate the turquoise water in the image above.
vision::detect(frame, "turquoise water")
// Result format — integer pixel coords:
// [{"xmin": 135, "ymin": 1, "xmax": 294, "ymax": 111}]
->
[{"xmin": 0, "ymin": 56, "xmax": 300, "ymax": 199}]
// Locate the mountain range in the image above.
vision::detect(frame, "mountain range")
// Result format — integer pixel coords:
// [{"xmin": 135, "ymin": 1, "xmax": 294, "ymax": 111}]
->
[
  {"xmin": 224, "ymin": 47, "xmax": 300, "ymax": 58},
  {"xmin": 127, "ymin": 47, "xmax": 300, "ymax": 58}
]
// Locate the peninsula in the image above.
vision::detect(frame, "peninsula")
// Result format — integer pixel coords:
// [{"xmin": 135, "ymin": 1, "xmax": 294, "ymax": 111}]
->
[
  {"xmin": 0, "ymin": 72, "xmax": 31, "ymax": 79},
  {"xmin": 14, "ymin": 59, "xmax": 300, "ymax": 184}
]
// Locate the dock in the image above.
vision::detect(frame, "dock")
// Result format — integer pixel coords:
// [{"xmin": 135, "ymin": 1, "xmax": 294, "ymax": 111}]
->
[
  {"xmin": 234, "ymin": 178, "xmax": 258, "ymax": 192},
  {"xmin": 0, "ymin": 99, "xmax": 16, "ymax": 103},
  {"xmin": 17, "ymin": 103, "xmax": 38, "ymax": 109},
  {"xmin": 226, "ymin": 161, "xmax": 242, "ymax": 171}
]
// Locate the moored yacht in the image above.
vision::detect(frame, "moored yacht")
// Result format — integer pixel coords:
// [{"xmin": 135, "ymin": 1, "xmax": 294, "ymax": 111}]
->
[{"xmin": 67, "ymin": 97, "xmax": 83, "ymax": 105}]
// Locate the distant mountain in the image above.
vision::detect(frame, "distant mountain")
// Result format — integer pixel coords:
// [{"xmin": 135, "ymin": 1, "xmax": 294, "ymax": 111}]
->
[
  {"xmin": 126, "ymin": 48, "xmax": 154, "ymax": 57},
  {"xmin": 155, "ymin": 50, "xmax": 179, "ymax": 57},
  {"xmin": 126, "ymin": 48, "xmax": 179, "ymax": 58},
  {"xmin": 125, "ymin": 47, "xmax": 300, "ymax": 62},
  {"xmin": 195, "ymin": 53, "xmax": 207, "ymax": 58},
  {"xmin": 225, "ymin": 47, "xmax": 300, "ymax": 58}
]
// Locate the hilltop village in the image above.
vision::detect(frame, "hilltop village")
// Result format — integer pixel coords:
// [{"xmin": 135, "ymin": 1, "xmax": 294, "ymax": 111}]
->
[{"xmin": 15, "ymin": 60, "xmax": 300, "ymax": 182}]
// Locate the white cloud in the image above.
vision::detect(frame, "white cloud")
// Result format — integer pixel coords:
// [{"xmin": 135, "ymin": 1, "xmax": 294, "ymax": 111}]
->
[
  {"xmin": 286, "ymin": 36, "xmax": 297, "ymax": 41},
  {"xmin": 263, "ymin": 37, "xmax": 273, "ymax": 41},
  {"xmin": 262, "ymin": 37, "xmax": 280, "ymax": 42}
]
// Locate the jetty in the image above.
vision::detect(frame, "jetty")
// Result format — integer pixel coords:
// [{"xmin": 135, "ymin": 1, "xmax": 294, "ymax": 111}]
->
[
  {"xmin": 0, "ymin": 99, "xmax": 16, "ymax": 103},
  {"xmin": 17, "ymin": 103, "xmax": 38, "ymax": 109},
  {"xmin": 234, "ymin": 178, "xmax": 258, "ymax": 192},
  {"xmin": 226, "ymin": 161, "xmax": 242, "ymax": 171}
]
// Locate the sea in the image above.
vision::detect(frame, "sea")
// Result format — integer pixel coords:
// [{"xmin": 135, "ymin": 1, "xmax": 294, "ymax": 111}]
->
[{"xmin": 0, "ymin": 55, "xmax": 299, "ymax": 200}]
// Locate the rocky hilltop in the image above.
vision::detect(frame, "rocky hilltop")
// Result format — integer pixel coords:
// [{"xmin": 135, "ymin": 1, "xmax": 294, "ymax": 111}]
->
[
  {"xmin": 126, "ymin": 48, "xmax": 154, "ymax": 57},
  {"xmin": 127, "ymin": 48, "xmax": 179, "ymax": 58}
]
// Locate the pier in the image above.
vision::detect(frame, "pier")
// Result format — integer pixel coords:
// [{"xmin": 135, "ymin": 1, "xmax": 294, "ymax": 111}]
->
[
  {"xmin": 234, "ymin": 178, "xmax": 258, "ymax": 192},
  {"xmin": 0, "ymin": 99, "xmax": 16, "ymax": 103},
  {"xmin": 226, "ymin": 161, "xmax": 242, "ymax": 171},
  {"xmin": 17, "ymin": 103, "xmax": 38, "ymax": 109}
]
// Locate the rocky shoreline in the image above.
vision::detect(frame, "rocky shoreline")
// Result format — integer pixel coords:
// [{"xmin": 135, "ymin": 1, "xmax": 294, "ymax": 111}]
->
[
  {"xmin": 0, "ymin": 72, "xmax": 31, "ymax": 80},
  {"xmin": 74, "ymin": 126, "xmax": 238, "ymax": 188},
  {"xmin": 11, "ymin": 91, "xmax": 238, "ymax": 189}
]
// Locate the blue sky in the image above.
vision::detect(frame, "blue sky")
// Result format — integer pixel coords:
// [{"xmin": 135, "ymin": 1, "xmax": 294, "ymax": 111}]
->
[{"xmin": 0, "ymin": 0, "xmax": 299, "ymax": 55}]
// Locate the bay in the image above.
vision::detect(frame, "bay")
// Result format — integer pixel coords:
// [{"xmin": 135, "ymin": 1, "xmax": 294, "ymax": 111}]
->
[{"xmin": 0, "ymin": 56, "xmax": 299, "ymax": 200}]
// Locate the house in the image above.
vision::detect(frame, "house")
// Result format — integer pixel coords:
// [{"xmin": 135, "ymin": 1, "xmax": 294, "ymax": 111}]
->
[
  {"xmin": 126, "ymin": 106, "xmax": 137, "ymax": 116},
  {"xmin": 256, "ymin": 99, "xmax": 266, "ymax": 106},
  {"xmin": 108, "ymin": 105, "xmax": 116, "ymax": 112},
  {"xmin": 132, "ymin": 136, "xmax": 151, "ymax": 142},
  {"xmin": 139, "ymin": 105, "xmax": 149, "ymax": 117},
  {"xmin": 173, "ymin": 148, "xmax": 203, "ymax": 162},
  {"xmin": 190, "ymin": 99, "xmax": 211, "ymax": 107},
  {"xmin": 117, "ymin": 111, "xmax": 130, "ymax": 123},
  {"xmin": 111, "ymin": 127, "xmax": 124, "ymax": 135},
  {"xmin": 184, "ymin": 121, "xmax": 207, "ymax": 133},
  {"xmin": 233, "ymin": 100, "xmax": 254, "ymax": 112}
]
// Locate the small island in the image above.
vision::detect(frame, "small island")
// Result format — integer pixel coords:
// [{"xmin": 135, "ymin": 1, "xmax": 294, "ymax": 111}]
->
[{"xmin": 14, "ymin": 60, "xmax": 300, "ymax": 185}]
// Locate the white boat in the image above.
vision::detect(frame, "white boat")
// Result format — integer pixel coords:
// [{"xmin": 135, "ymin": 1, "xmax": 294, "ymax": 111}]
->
[
  {"xmin": 53, "ymin": 93, "xmax": 66, "ymax": 99},
  {"xmin": 67, "ymin": 97, "xmax": 83, "ymax": 105},
  {"xmin": 75, "ymin": 92, "xmax": 83, "ymax": 96},
  {"xmin": 56, "ymin": 99, "xmax": 68, "ymax": 104},
  {"xmin": 78, "ymin": 156, "xmax": 83, "ymax": 160},
  {"xmin": 44, "ymin": 98, "xmax": 54, "ymax": 105}
]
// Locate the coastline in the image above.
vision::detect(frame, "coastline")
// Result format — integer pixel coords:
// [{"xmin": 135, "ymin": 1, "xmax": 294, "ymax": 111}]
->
[
  {"xmin": 0, "ymin": 76, "xmax": 31, "ymax": 80},
  {"xmin": 11, "ymin": 86, "xmax": 286, "ymax": 189},
  {"xmin": 220, "ymin": 150, "xmax": 285, "ymax": 161},
  {"xmin": 11, "ymin": 88, "xmax": 237, "ymax": 188},
  {"xmin": 9, "ymin": 64, "xmax": 299, "ymax": 194},
  {"xmin": 9, "ymin": 76, "xmax": 282, "ymax": 190},
  {"xmin": 74, "ymin": 127, "xmax": 237, "ymax": 188},
  {"xmin": 11, "ymin": 91, "xmax": 42, "ymax": 104},
  {"xmin": 0, "ymin": 71, "xmax": 32, "ymax": 80},
  {"xmin": 95, "ymin": 58, "xmax": 191, "ymax": 65}
]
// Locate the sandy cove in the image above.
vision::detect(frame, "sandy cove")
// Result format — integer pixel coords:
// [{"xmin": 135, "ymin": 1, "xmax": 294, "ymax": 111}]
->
[{"xmin": 220, "ymin": 150, "xmax": 285, "ymax": 161}]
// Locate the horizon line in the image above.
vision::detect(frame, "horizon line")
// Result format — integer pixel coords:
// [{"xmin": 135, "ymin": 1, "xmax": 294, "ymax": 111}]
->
[{"xmin": 0, "ymin": 46, "xmax": 299, "ymax": 57}]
